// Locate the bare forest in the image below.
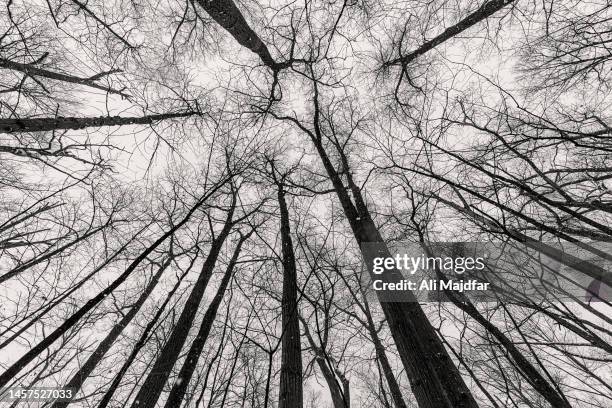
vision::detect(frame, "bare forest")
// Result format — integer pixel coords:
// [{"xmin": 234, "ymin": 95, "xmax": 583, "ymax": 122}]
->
[{"xmin": 0, "ymin": 0, "xmax": 611, "ymax": 407}]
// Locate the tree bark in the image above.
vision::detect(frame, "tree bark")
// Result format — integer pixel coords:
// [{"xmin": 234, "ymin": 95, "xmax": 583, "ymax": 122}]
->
[
  {"xmin": 0, "ymin": 58, "xmax": 130, "ymax": 98},
  {"xmin": 277, "ymin": 186, "xmax": 303, "ymax": 408},
  {"xmin": 193, "ymin": 0, "xmax": 278, "ymax": 70},
  {"xmin": 383, "ymin": 0, "xmax": 515, "ymax": 67},
  {"xmin": 0, "ymin": 112, "xmax": 195, "ymax": 134}
]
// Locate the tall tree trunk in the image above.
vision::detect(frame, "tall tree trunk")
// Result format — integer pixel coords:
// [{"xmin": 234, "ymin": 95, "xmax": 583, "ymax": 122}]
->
[
  {"xmin": 52, "ymin": 256, "xmax": 174, "ymax": 408},
  {"xmin": 353, "ymin": 219, "xmax": 477, "ymax": 408},
  {"xmin": 0, "ymin": 112, "xmax": 195, "ymax": 134},
  {"xmin": 193, "ymin": 0, "xmax": 278, "ymax": 70},
  {"xmin": 270, "ymin": 98, "xmax": 478, "ymax": 406},
  {"xmin": 130, "ymin": 198, "xmax": 236, "ymax": 408},
  {"xmin": 277, "ymin": 186, "xmax": 303, "ymax": 408},
  {"xmin": 376, "ymin": 358, "xmax": 393, "ymax": 408},
  {"xmin": 383, "ymin": 0, "xmax": 516, "ymax": 67},
  {"xmin": 321, "ymin": 361, "xmax": 346, "ymax": 408},
  {"xmin": 163, "ymin": 229, "xmax": 252, "ymax": 407}
]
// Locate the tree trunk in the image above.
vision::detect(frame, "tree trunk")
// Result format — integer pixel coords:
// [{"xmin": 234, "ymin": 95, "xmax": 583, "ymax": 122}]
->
[
  {"xmin": 383, "ymin": 0, "xmax": 515, "ymax": 67},
  {"xmin": 277, "ymin": 186, "xmax": 303, "ymax": 408},
  {"xmin": 163, "ymin": 229, "xmax": 251, "ymax": 407},
  {"xmin": 0, "ymin": 58, "xmax": 130, "ymax": 98},
  {"xmin": 316, "ymin": 356, "xmax": 348, "ymax": 408},
  {"xmin": 193, "ymin": 0, "xmax": 278, "ymax": 70},
  {"xmin": 301, "ymin": 320, "xmax": 348, "ymax": 408},
  {"xmin": 357, "ymin": 220, "xmax": 478, "ymax": 408},
  {"xmin": 51, "ymin": 256, "xmax": 173, "ymax": 408},
  {"xmin": 130, "ymin": 199, "xmax": 236, "ymax": 408},
  {"xmin": 0, "ymin": 112, "xmax": 195, "ymax": 134}
]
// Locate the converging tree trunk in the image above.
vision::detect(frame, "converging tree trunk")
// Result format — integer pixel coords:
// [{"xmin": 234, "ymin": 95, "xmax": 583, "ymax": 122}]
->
[
  {"xmin": 7, "ymin": 0, "xmax": 610, "ymax": 407},
  {"xmin": 273, "ymin": 77, "xmax": 479, "ymax": 407},
  {"xmin": 199, "ymin": 1, "xmax": 481, "ymax": 401}
]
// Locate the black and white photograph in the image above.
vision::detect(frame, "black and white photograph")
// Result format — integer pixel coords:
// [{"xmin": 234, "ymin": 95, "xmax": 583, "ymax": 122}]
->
[{"xmin": 0, "ymin": 0, "xmax": 611, "ymax": 407}]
